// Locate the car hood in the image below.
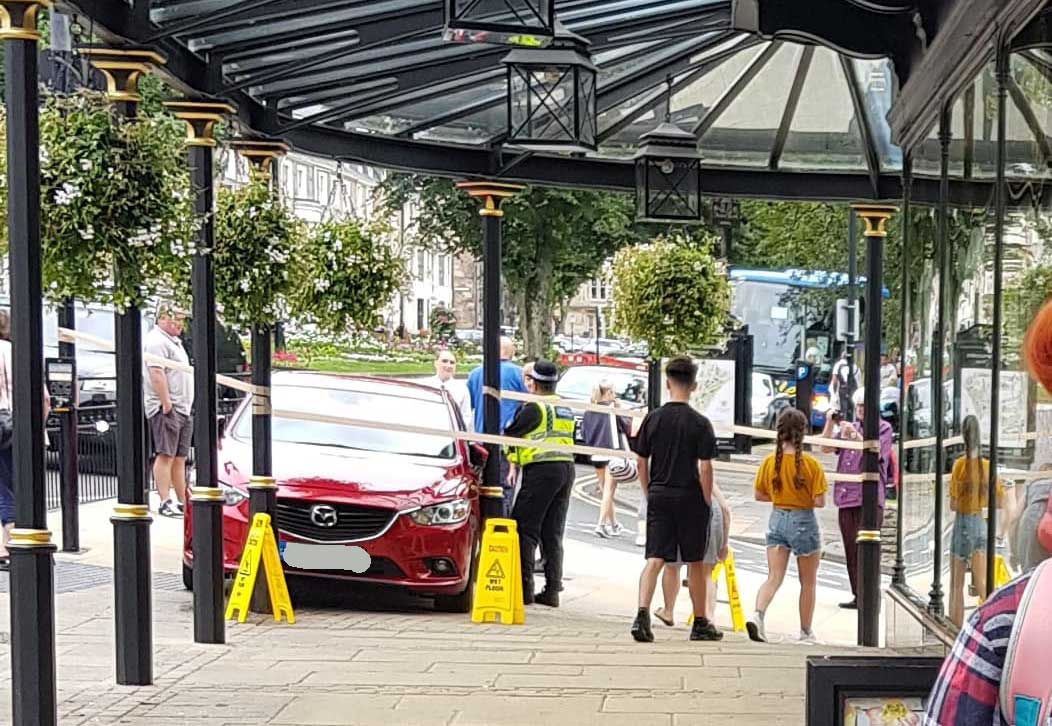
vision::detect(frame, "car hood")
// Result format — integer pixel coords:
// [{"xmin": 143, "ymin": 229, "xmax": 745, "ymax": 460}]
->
[{"xmin": 219, "ymin": 437, "xmax": 466, "ymax": 509}]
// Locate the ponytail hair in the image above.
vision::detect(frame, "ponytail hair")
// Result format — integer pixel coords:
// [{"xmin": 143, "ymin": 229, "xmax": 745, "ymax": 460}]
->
[
  {"xmin": 772, "ymin": 407, "xmax": 808, "ymax": 493},
  {"xmin": 1024, "ymin": 300, "xmax": 1052, "ymax": 394}
]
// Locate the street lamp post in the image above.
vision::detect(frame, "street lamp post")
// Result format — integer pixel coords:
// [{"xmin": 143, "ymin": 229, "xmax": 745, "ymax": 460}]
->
[
  {"xmin": 852, "ymin": 203, "xmax": 897, "ymax": 648},
  {"xmin": 457, "ymin": 181, "xmax": 522, "ymax": 520},
  {"xmin": 1, "ymin": 1, "xmax": 58, "ymax": 722},
  {"xmin": 81, "ymin": 45, "xmax": 166, "ymax": 687},
  {"xmin": 166, "ymin": 99, "xmax": 236, "ymax": 645},
  {"xmin": 229, "ymin": 137, "xmax": 289, "ymax": 613}
]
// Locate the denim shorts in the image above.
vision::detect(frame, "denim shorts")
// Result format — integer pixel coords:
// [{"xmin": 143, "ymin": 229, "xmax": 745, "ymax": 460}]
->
[
  {"xmin": 766, "ymin": 508, "xmax": 821, "ymax": 556},
  {"xmin": 951, "ymin": 512, "xmax": 987, "ymax": 560}
]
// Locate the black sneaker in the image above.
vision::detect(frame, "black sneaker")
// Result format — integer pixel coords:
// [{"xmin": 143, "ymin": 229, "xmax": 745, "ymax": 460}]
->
[
  {"xmin": 523, "ymin": 591, "xmax": 535, "ymax": 605},
  {"xmin": 690, "ymin": 617, "xmax": 723, "ymax": 641},
  {"xmin": 839, "ymin": 599, "xmax": 858, "ymax": 610},
  {"xmin": 534, "ymin": 590, "xmax": 559, "ymax": 608},
  {"xmin": 631, "ymin": 609, "xmax": 654, "ymax": 643}
]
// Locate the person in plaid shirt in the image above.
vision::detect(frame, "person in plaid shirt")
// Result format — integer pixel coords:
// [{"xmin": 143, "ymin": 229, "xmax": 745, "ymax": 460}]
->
[{"xmin": 923, "ymin": 573, "xmax": 1030, "ymax": 725}]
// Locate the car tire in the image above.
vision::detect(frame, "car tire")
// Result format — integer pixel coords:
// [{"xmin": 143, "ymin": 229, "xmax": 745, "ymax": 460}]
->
[
  {"xmin": 434, "ymin": 536, "xmax": 479, "ymax": 614},
  {"xmin": 182, "ymin": 563, "xmax": 193, "ymax": 591}
]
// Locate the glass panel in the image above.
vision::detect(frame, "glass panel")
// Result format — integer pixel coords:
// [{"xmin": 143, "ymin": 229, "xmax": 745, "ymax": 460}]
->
[
  {"xmin": 851, "ymin": 58, "xmax": 902, "ymax": 171},
  {"xmin": 780, "ymin": 47, "xmax": 866, "ymax": 171}
]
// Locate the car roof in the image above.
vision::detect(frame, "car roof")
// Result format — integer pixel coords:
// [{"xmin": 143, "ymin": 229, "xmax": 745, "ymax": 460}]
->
[{"xmin": 271, "ymin": 370, "xmax": 446, "ymax": 402}]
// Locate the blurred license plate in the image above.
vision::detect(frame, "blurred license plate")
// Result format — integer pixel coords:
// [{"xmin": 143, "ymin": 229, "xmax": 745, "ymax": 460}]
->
[{"xmin": 280, "ymin": 542, "xmax": 371, "ymax": 573}]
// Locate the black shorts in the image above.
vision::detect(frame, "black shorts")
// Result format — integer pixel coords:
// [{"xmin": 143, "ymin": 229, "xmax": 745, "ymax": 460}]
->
[{"xmin": 645, "ymin": 487, "xmax": 710, "ymax": 563}]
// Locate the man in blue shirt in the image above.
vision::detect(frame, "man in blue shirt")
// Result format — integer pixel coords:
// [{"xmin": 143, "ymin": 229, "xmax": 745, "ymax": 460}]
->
[{"xmin": 467, "ymin": 336, "xmax": 526, "ymax": 513}]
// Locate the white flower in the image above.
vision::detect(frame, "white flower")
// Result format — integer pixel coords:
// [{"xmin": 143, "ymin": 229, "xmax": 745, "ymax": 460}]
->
[
  {"xmin": 80, "ymin": 225, "xmax": 95, "ymax": 240},
  {"xmin": 314, "ymin": 278, "xmax": 331, "ymax": 292},
  {"xmin": 240, "ymin": 278, "xmax": 251, "ymax": 292},
  {"xmin": 80, "ymin": 159, "xmax": 93, "ymax": 172},
  {"xmin": 54, "ymin": 182, "xmax": 80, "ymax": 206}
]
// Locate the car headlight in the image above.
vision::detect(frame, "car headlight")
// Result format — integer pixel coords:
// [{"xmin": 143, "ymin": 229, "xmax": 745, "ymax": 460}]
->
[
  {"xmin": 813, "ymin": 395, "xmax": 830, "ymax": 413},
  {"xmin": 219, "ymin": 482, "xmax": 248, "ymax": 507},
  {"xmin": 408, "ymin": 499, "xmax": 470, "ymax": 526}
]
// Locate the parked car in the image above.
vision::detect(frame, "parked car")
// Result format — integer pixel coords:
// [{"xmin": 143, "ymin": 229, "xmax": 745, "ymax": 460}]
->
[
  {"xmin": 555, "ymin": 365, "xmax": 647, "ymax": 447},
  {"xmin": 182, "ymin": 372, "xmax": 485, "ymax": 612},
  {"xmin": 751, "ymin": 372, "xmax": 776, "ymax": 428}
]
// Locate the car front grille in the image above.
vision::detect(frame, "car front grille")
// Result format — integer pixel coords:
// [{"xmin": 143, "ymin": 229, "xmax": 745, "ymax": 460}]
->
[
  {"xmin": 285, "ymin": 555, "xmax": 406, "ymax": 579},
  {"xmin": 275, "ymin": 499, "xmax": 397, "ymax": 543}
]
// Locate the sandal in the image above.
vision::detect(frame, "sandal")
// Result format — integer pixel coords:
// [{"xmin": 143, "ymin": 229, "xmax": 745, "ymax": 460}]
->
[{"xmin": 654, "ymin": 606, "xmax": 674, "ymax": 627}]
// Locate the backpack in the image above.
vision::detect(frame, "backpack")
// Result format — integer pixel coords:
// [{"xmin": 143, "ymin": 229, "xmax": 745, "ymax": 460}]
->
[{"xmin": 1000, "ymin": 558, "xmax": 1052, "ymax": 726}]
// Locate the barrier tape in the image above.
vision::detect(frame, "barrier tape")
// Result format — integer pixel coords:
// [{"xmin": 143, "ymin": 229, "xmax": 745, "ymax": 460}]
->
[{"xmin": 58, "ymin": 327, "xmax": 267, "ymax": 396}]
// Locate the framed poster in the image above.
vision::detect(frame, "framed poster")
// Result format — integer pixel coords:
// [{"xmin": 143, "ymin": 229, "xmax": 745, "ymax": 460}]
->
[
  {"xmin": 662, "ymin": 357, "xmax": 736, "ymax": 437},
  {"xmin": 806, "ymin": 656, "xmax": 943, "ymax": 726},
  {"xmin": 960, "ymin": 368, "xmax": 1029, "ymax": 449}
]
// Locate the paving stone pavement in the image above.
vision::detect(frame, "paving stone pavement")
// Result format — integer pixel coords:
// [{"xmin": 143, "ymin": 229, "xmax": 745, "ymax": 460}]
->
[{"xmin": 0, "ymin": 579, "xmax": 901, "ymax": 726}]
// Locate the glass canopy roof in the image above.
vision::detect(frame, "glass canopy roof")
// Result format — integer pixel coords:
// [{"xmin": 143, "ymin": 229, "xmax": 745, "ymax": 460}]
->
[{"xmin": 72, "ymin": 0, "xmax": 1052, "ymax": 199}]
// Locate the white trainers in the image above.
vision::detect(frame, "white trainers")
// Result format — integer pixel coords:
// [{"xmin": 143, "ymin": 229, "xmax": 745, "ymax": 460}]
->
[
  {"xmin": 610, "ymin": 521, "xmax": 626, "ymax": 537},
  {"xmin": 594, "ymin": 524, "xmax": 609, "ymax": 539},
  {"xmin": 798, "ymin": 629, "xmax": 817, "ymax": 644},
  {"xmin": 746, "ymin": 611, "xmax": 767, "ymax": 643}
]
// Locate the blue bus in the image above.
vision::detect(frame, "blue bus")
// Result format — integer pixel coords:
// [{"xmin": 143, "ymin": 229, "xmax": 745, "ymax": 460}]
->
[{"xmin": 729, "ymin": 267, "xmax": 889, "ymax": 428}]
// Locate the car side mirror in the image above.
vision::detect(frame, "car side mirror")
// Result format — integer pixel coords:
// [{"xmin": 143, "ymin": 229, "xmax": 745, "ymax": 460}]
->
[{"xmin": 468, "ymin": 443, "xmax": 488, "ymax": 469}]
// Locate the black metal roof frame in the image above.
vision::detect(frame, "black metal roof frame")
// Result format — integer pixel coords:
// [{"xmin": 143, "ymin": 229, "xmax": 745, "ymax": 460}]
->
[{"xmin": 58, "ymin": 0, "xmax": 1052, "ymax": 206}]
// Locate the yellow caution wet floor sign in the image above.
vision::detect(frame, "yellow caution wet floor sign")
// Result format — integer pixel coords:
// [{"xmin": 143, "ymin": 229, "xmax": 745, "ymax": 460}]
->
[
  {"xmin": 471, "ymin": 518, "xmax": 525, "ymax": 625},
  {"xmin": 978, "ymin": 554, "xmax": 1014, "ymax": 604},
  {"xmin": 225, "ymin": 513, "xmax": 295, "ymax": 624},
  {"xmin": 687, "ymin": 550, "xmax": 745, "ymax": 632}
]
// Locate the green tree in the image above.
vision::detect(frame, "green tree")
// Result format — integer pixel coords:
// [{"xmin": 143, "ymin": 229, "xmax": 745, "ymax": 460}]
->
[
  {"xmin": 376, "ymin": 175, "xmax": 641, "ymax": 358},
  {"xmin": 610, "ymin": 232, "xmax": 731, "ymax": 359}
]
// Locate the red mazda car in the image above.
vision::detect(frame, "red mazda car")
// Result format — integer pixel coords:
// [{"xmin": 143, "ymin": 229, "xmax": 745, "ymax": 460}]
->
[{"xmin": 183, "ymin": 371, "xmax": 483, "ymax": 612}]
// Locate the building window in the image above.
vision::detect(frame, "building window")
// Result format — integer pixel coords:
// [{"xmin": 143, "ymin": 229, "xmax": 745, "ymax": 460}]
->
[
  {"xmin": 417, "ymin": 298, "xmax": 425, "ymax": 331},
  {"xmin": 437, "ymin": 255, "xmax": 446, "ymax": 286},
  {"xmin": 590, "ymin": 277, "xmax": 608, "ymax": 301},
  {"xmin": 318, "ymin": 172, "xmax": 329, "ymax": 204},
  {"xmin": 417, "ymin": 249, "xmax": 426, "ymax": 280},
  {"xmin": 306, "ymin": 167, "xmax": 316, "ymax": 200},
  {"xmin": 296, "ymin": 166, "xmax": 306, "ymax": 197}
]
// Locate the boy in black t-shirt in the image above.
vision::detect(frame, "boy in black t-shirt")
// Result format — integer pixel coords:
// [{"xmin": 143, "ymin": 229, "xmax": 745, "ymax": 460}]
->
[{"xmin": 630, "ymin": 356, "xmax": 720, "ymax": 642}]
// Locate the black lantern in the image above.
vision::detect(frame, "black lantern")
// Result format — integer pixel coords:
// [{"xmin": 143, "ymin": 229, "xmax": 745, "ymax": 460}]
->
[
  {"xmin": 502, "ymin": 24, "xmax": 597, "ymax": 153},
  {"xmin": 634, "ymin": 119, "xmax": 703, "ymax": 222},
  {"xmin": 444, "ymin": 0, "xmax": 555, "ymax": 47}
]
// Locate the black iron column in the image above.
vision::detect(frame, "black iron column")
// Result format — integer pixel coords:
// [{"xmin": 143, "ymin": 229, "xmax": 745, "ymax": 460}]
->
[
  {"xmin": 2, "ymin": 3, "xmax": 57, "ymax": 723},
  {"xmin": 893, "ymin": 155, "xmax": 912, "ymax": 589},
  {"xmin": 82, "ymin": 46, "xmax": 166, "ymax": 686},
  {"xmin": 929, "ymin": 103, "xmax": 952, "ymax": 617},
  {"xmin": 167, "ymin": 100, "xmax": 236, "ymax": 643},
  {"xmin": 457, "ymin": 182, "xmax": 523, "ymax": 521},
  {"xmin": 57, "ymin": 298, "xmax": 79, "ymax": 553},
  {"xmin": 648, "ymin": 359, "xmax": 662, "ymax": 411},
  {"xmin": 986, "ymin": 39, "xmax": 1009, "ymax": 595},
  {"xmin": 852, "ymin": 204, "xmax": 897, "ymax": 647},
  {"xmin": 229, "ymin": 138, "xmax": 288, "ymax": 613}
]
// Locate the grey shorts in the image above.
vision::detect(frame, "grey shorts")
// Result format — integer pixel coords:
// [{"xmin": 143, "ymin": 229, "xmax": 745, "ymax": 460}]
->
[
  {"xmin": 149, "ymin": 410, "xmax": 192, "ymax": 458},
  {"xmin": 665, "ymin": 502, "xmax": 725, "ymax": 566}
]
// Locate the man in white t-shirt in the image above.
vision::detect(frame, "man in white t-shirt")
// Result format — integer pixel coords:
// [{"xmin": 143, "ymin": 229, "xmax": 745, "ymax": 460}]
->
[
  {"xmin": 422, "ymin": 348, "xmax": 472, "ymax": 431},
  {"xmin": 143, "ymin": 304, "xmax": 194, "ymax": 517}
]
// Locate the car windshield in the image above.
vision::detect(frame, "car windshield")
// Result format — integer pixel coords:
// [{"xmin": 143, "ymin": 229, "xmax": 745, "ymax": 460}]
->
[
  {"xmin": 235, "ymin": 384, "xmax": 457, "ymax": 459},
  {"xmin": 731, "ymin": 280, "xmax": 803, "ymax": 371},
  {"xmin": 557, "ymin": 369, "xmax": 644, "ymax": 403}
]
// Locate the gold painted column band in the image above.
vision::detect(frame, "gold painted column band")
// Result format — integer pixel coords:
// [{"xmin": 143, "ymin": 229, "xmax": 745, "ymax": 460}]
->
[
  {"xmin": 856, "ymin": 530, "xmax": 882, "ymax": 543},
  {"xmin": 80, "ymin": 47, "xmax": 166, "ymax": 103},
  {"xmin": 191, "ymin": 487, "xmax": 226, "ymax": 502},
  {"xmin": 7, "ymin": 528, "xmax": 52, "ymax": 547},
  {"xmin": 112, "ymin": 504, "xmax": 152, "ymax": 521},
  {"xmin": 248, "ymin": 475, "xmax": 277, "ymax": 489},
  {"xmin": 851, "ymin": 204, "xmax": 898, "ymax": 237},
  {"xmin": 0, "ymin": 0, "xmax": 50, "ymax": 41},
  {"xmin": 456, "ymin": 181, "xmax": 523, "ymax": 217},
  {"xmin": 479, "ymin": 486, "xmax": 505, "ymax": 498},
  {"xmin": 164, "ymin": 100, "xmax": 236, "ymax": 147},
  {"xmin": 252, "ymin": 392, "xmax": 272, "ymax": 415},
  {"xmin": 229, "ymin": 139, "xmax": 290, "ymax": 179}
]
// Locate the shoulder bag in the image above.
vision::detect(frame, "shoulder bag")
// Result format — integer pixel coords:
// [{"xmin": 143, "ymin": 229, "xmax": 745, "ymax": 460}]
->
[{"xmin": 607, "ymin": 411, "xmax": 637, "ymax": 483}]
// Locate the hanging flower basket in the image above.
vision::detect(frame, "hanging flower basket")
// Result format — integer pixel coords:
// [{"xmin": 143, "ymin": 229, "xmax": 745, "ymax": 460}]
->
[
  {"xmin": 290, "ymin": 218, "xmax": 406, "ymax": 335},
  {"xmin": 214, "ymin": 176, "xmax": 305, "ymax": 328},
  {"xmin": 0, "ymin": 92, "xmax": 198, "ymax": 309}
]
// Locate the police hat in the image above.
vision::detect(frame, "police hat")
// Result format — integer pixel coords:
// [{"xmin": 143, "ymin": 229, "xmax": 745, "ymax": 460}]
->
[{"xmin": 529, "ymin": 360, "xmax": 559, "ymax": 383}]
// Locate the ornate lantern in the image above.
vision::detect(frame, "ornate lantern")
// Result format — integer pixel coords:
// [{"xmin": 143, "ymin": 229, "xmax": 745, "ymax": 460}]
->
[
  {"xmin": 502, "ymin": 23, "xmax": 597, "ymax": 153},
  {"xmin": 634, "ymin": 119, "xmax": 702, "ymax": 223},
  {"xmin": 444, "ymin": 0, "xmax": 556, "ymax": 46}
]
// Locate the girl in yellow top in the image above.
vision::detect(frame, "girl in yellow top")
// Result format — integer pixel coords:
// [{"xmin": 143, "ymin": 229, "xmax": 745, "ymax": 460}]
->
[
  {"xmin": 747, "ymin": 408, "xmax": 828, "ymax": 643},
  {"xmin": 948, "ymin": 415, "xmax": 1004, "ymax": 627}
]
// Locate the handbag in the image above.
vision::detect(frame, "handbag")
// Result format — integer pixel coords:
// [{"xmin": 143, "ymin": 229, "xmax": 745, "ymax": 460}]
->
[
  {"xmin": 607, "ymin": 411, "xmax": 637, "ymax": 483},
  {"xmin": 1037, "ymin": 493, "xmax": 1052, "ymax": 554}
]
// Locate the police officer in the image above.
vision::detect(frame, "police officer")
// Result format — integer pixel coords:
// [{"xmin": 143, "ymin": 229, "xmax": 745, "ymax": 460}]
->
[{"xmin": 505, "ymin": 359, "xmax": 576, "ymax": 607}]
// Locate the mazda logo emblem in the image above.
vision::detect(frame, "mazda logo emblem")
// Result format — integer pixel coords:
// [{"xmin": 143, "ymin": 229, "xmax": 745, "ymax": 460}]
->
[{"xmin": 310, "ymin": 505, "xmax": 338, "ymax": 528}]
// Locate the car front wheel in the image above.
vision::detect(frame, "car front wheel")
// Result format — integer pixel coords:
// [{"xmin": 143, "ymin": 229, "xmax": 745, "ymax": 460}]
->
[
  {"xmin": 433, "ymin": 537, "xmax": 479, "ymax": 614},
  {"xmin": 182, "ymin": 563, "xmax": 193, "ymax": 591}
]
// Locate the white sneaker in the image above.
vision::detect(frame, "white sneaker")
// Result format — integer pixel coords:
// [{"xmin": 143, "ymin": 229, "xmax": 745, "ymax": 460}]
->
[
  {"xmin": 799, "ymin": 629, "xmax": 817, "ymax": 644},
  {"xmin": 746, "ymin": 612, "xmax": 767, "ymax": 643},
  {"xmin": 610, "ymin": 521, "xmax": 626, "ymax": 536},
  {"xmin": 594, "ymin": 524, "xmax": 609, "ymax": 539}
]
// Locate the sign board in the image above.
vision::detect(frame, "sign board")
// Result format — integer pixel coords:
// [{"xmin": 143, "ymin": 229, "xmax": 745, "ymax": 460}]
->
[
  {"xmin": 662, "ymin": 358, "xmax": 737, "ymax": 438},
  {"xmin": 960, "ymin": 369, "xmax": 1029, "ymax": 449},
  {"xmin": 225, "ymin": 513, "xmax": 295, "ymax": 624},
  {"xmin": 471, "ymin": 518, "xmax": 524, "ymax": 625}
]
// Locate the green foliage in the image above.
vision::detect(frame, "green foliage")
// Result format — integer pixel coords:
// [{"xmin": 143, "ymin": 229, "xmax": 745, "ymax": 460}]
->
[
  {"xmin": 610, "ymin": 232, "xmax": 731, "ymax": 360},
  {"xmin": 376, "ymin": 174, "xmax": 642, "ymax": 357},
  {"xmin": 429, "ymin": 303, "xmax": 456, "ymax": 343},
  {"xmin": 214, "ymin": 177, "xmax": 304, "ymax": 328},
  {"xmin": 290, "ymin": 218, "xmax": 406, "ymax": 335},
  {"xmin": 0, "ymin": 92, "xmax": 196, "ymax": 309}
]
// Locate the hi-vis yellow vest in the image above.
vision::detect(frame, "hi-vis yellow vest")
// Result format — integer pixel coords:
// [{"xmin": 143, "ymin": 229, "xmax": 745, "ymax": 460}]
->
[{"xmin": 509, "ymin": 398, "xmax": 574, "ymax": 466}]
